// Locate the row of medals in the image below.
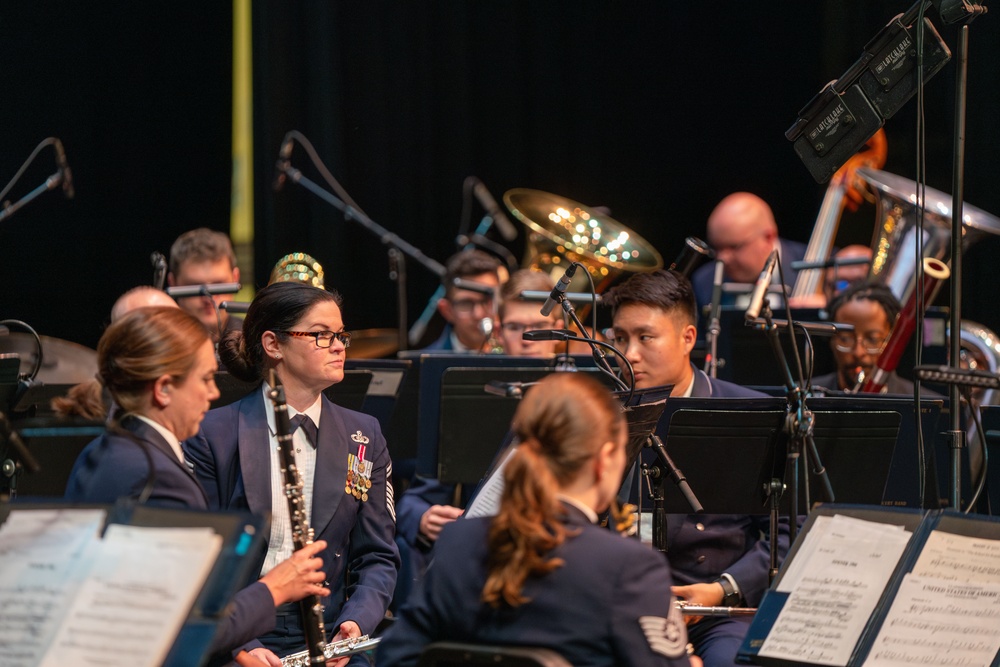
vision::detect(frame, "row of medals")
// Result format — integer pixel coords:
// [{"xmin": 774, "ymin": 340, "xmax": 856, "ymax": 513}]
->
[{"xmin": 346, "ymin": 469, "xmax": 371, "ymax": 501}]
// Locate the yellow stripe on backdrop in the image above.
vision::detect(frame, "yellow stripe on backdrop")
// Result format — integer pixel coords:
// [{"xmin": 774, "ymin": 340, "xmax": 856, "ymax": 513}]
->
[{"xmin": 230, "ymin": 0, "xmax": 255, "ymax": 303}]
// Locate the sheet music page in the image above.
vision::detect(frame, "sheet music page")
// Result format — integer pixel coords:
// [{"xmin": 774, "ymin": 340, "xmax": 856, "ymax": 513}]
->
[
  {"xmin": 910, "ymin": 530, "xmax": 1000, "ymax": 584},
  {"xmin": 862, "ymin": 574, "xmax": 1000, "ymax": 667},
  {"xmin": 0, "ymin": 508, "xmax": 106, "ymax": 667},
  {"xmin": 759, "ymin": 514, "xmax": 912, "ymax": 666},
  {"xmin": 463, "ymin": 446, "xmax": 517, "ymax": 519},
  {"xmin": 39, "ymin": 524, "xmax": 222, "ymax": 667}
]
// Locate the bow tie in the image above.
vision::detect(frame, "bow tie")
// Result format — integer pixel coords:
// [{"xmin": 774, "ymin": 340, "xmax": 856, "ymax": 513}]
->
[{"xmin": 289, "ymin": 413, "xmax": 318, "ymax": 449}]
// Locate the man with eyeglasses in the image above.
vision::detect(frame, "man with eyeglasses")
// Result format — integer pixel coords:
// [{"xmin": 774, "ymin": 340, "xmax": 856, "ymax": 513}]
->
[
  {"xmin": 690, "ymin": 192, "xmax": 807, "ymax": 313},
  {"xmin": 496, "ymin": 269, "xmax": 563, "ymax": 356},
  {"xmin": 811, "ymin": 281, "xmax": 914, "ymax": 394},
  {"xmin": 422, "ymin": 249, "xmax": 501, "ymax": 352}
]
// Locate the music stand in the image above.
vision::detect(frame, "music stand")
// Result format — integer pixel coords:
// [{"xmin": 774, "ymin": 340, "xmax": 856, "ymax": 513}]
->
[
  {"xmin": 2, "ymin": 416, "xmax": 105, "ymax": 498},
  {"xmin": 436, "ymin": 366, "xmax": 613, "ymax": 485},
  {"xmin": 409, "ymin": 354, "xmax": 600, "ymax": 476},
  {"xmin": 210, "ymin": 370, "xmax": 373, "ymax": 412},
  {"xmin": 971, "ymin": 404, "xmax": 1000, "ymax": 514},
  {"xmin": 345, "ymin": 358, "xmax": 415, "ymax": 461}
]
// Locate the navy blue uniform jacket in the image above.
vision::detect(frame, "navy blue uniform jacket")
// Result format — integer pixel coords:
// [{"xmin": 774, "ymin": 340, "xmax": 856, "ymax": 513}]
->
[
  {"xmin": 65, "ymin": 416, "xmax": 276, "ymax": 654},
  {"xmin": 184, "ymin": 389, "xmax": 399, "ymax": 643},
  {"xmin": 378, "ymin": 504, "xmax": 692, "ymax": 667}
]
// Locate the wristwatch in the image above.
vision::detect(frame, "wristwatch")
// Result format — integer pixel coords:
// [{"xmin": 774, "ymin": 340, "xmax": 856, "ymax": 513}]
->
[{"xmin": 715, "ymin": 576, "xmax": 741, "ymax": 607}]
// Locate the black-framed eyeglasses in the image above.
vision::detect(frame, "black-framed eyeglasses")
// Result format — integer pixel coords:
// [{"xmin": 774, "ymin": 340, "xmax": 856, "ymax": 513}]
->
[
  {"xmin": 278, "ymin": 330, "xmax": 352, "ymax": 349},
  {"xmin": 832, "ymin": 332, "xmax": 885, "ymax": 355}
]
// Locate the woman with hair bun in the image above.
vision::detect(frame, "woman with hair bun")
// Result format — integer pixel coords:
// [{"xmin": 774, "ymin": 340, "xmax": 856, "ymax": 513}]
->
[
  {"xmin": 185, "ymin": 281, "xmax": 398, "ymax": 665},
  {"xmin": 65, "ymin": 306, "xmax": 330, "ymax": 664},
  {"xmin": 378, "ymin": 372, "xmax": 697, "ymax": 667}
]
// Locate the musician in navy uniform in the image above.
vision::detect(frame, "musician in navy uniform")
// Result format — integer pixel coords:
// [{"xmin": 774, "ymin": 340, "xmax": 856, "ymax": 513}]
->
[
  {"xmin": 604, "ymin": 270, "xmax": 791, "ymax": 667},
  {"xmin": 185, "ymin": 282, "xmax": 399, "ymax": 665},
  {"xmin": 379, "ymin": 373, "xmax": 699, "ymax": 667},
  {"xmin": 64, "ymin": 306, "xmax": 330, "ymax": 664},
  {"xmin": 810, "ymin": 282, "xmax": 915, "ymax": 394},
  {"xmin": 690, "ymin": 192, "xmax": 806, "ymax": 312},
  {"xmin": 420, "ymin": 249, "xmax": 502, "ymax": 352}
]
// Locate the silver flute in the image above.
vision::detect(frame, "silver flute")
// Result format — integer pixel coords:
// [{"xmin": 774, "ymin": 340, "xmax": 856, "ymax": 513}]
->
[
  {"xmin": 676, "ymin": 601, "xmax": 757, "ymax": 617},
  {"xmin": 280, "ymin": 635, "xmax": 381, "ymax": 667}
]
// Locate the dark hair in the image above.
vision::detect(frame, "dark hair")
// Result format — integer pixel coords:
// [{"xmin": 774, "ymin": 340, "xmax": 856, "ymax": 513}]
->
[
  {"xmin": 97, "ymin": 307, "xmax": 210, "ymax": 413},
  {"xmin": 169, "ymin": 227, "xmax": 237, "ymax": 275},
  {"xmin": 827, "ymin": 281, "xmax": 900, "ymax": 325},
  {"xmin": 482, "ymin": 372, "xmax": 626, "ymax": 608},
  {"xmin": 601, "ymin": 269, "xmax": 698, "ymax": 326},
  {"xmin": 498, "ymin": 269, "xmax": 555, "ymax": 320},
  {"xmin": 219, "ymin": 282, "xmax": 342, "ymax": 382},
  {"xmin": 443, "ymin": 249, "xmax": 500, "ymax": 296}
]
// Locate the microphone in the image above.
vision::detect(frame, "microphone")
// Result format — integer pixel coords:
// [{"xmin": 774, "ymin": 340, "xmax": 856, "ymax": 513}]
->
[
  {"xmin": 478, "ymin": 317, "xmax": 494, "ymax": 338},
  {"xmin": 744, "ymin": 250, "xmax": 778, "ymax": 321},
  {"xmin": 540, "ymin": 264, "xmax": 578, "ymax": 317},
  {"xmin": 471, "ymin": 178, "xmax": 517, "ymax": 241},
  {"xmin": 273, "ymin": 133, "xmax": 295, "ymax": 191},
  {"xmin": 53, "ymin": 138, "xmax": 74, "ymax": 199},
  {"xmin": 166, "ymin": 282, "xmax": 242, "ymax": 298},
  {"xmin": 220, "ymin": 301, "xmax": 251, "ymax": 314},
  {"xmin": 522, "ymin": 329, "xmax": 576, "ymax": 342}
]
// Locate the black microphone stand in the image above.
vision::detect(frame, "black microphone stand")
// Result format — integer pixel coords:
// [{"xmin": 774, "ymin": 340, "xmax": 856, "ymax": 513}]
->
[
  {"xmin": 756, "ymin": 298, "xmax": 834, "ymax": 551},
  {"xmin": 276, "ymin": 162, "xmax": 445, "ymax": 353}
]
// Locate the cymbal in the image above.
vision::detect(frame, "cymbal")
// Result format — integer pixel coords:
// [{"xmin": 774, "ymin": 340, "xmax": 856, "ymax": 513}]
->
[
  {"xmin": 0, "ymin": 333, "xmax": 98, "ymax": 384},
  {"xmin": 347, "ymin": 328, "xmax": 399, "ymax": 359},
  {"xmin": 503, "ymin": 188, "xmax": 663, "ymax": 274}
]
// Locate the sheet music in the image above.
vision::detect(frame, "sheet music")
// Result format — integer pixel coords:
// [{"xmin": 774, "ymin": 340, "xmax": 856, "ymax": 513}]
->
[
  {"xmin": 464, "ymin": 446, "xmax": 517, "ymax": 519},
  {"xmin": 39, "ymin": 524, "xmax": 222, "ymax": 667},
  {"xmin": 910, "ymin": 530, "xmax": 1000, "ymax": 584},
  {"xmin": 0, "ymin": 509, "xmax": 106, "ymax": 667},
  {"xmin": 759, "ymin": 514, "xmax": 912, "ymax": 666},
  {"xmin": 862, "ymin": 574, "xmax": 1000, "ymax": 667}
]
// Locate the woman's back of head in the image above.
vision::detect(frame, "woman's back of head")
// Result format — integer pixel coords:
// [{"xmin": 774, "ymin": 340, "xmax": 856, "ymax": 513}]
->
[{"xmin": 484, "ymin": 372, "xmax": 626, "ymax": 608}]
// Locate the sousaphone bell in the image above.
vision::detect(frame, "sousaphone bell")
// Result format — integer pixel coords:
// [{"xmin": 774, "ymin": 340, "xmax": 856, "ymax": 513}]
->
[{"xmin": 503, "ymin": 188, "xmax": 663, "ymax": 293}]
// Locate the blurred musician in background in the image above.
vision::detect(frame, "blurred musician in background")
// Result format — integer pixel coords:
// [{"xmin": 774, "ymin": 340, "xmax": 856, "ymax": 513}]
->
[
  {"xmin": 422, "ymin": 249, "xmax": 501, "ymax": 352},
  {"xmin": 821, "ymin": 245, "xmax": 872, "ymax": 306},
  {"xmin": 167, "ymin": 227, "xmax": 241, "ymax": 342},
  {"xmin": 811, "ymin": 282, "xmax": 908, "ymax": 394},
  {"xmin": 604, "ymin": 270, "xmax": 789, "ymax": 667},
  {"xmin": 379, "ymin": 373, "xmax": 698, "ymax": 667},
  {"xmin": 109, "ymin": 285, "xmax": 179, "ymax": 321},
  {"xmin": 63, "ymin": 306, "xmax": 330, "ymax": 666},
  {"xmin": 690, "ymin": 192, "xmax": 806, "ymax": 312},
  {"xmin": 496, "ymin": 269, "xmax": 563, "ymax": 357},
  {"xmin": 185, "ymin": 282, "xmax": 398, "ymax": 664}
]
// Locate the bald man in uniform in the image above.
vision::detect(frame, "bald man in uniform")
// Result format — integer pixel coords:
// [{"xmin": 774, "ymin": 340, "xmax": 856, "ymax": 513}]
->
[{"xmin": 690, "ymin": 192, "xmax": 807, "ymax": 312}]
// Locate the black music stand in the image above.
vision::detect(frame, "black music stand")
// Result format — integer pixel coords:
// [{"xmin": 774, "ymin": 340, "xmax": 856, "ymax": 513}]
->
[
  {"xmin": 345, "ymin": 358, "xmax": 415, "ymax": 461},
  {"xmin": 2, "ymin": 416, "xmax": 105, "ymax": 498},
  {"xmin": 407, "ymin": 353, "xmax": 601, "ymax": 477},
  {"xmin": 972, "ymin": 405, "xmax": 1000, "ymax": 515},
  {"xmin": 651, "ymin": 398, "xmax": 925, "ymax": 515},
  {"xmin": 436, "ymin": 366, "xmax": 614, "ymax": 485},
  {"xmin": 211, "ymin": 370, "xmax": 373, "ymax": 412}
]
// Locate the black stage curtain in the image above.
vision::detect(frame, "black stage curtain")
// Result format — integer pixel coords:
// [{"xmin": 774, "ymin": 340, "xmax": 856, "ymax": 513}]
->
[{"xmin": 1, "ymin": 1, "xmax": 998, "ymax": 351}]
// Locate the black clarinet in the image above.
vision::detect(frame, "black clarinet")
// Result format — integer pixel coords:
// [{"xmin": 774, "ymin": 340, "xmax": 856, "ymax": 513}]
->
[{"xmin": 268, "ymin": 371, "xmax": 328, "ymax": 665}]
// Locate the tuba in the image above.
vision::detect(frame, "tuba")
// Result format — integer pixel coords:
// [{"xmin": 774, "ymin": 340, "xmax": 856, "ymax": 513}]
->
[
  {"xmin": 503, "ymin": 188, "xmax": 663, "ymax": 293},
  {"xmin": 857, "ymin": 168, "xmax": 1000, "ymax": 388}
]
